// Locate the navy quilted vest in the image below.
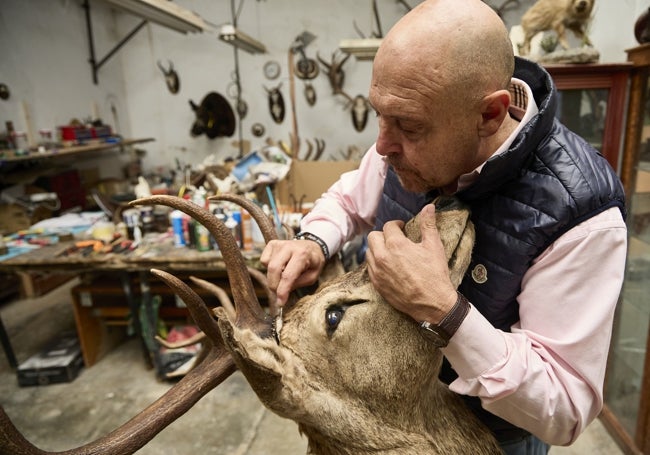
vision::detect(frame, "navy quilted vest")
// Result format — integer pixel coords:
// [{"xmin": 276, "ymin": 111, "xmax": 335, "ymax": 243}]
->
[{"xmin": 373, "ymin": 57, "xmax": 625, "ymax": 441}]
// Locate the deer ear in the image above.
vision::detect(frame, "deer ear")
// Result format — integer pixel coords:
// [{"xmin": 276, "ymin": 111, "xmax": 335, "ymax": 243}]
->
[
  {"xmin": 431, "ymin": 197, "xmax": 475, "ymax": 289},
  {"xmin": 320, "ymin": 255, "xmax": 346, "ymax": 283},
  {"xmin": 447, "ymin": 221, "xmax": 475, "ymax": 289}
]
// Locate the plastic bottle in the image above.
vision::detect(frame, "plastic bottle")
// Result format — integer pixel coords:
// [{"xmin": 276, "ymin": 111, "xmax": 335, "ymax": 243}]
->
[
  {"xmin": 241, "ymin": 209, "xmax": 253, "ymax": 251},
  {"xmin": 225, "ymin": 213, "xmax": 241, "ymax": 248},
  {"xmin": 170, "ymin": 210, "xmax": 186, "ymax": 247}
]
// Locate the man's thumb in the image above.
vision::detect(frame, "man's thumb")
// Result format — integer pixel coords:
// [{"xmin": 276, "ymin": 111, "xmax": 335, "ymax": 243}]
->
[{"xmin": 419, "ymin": 203, "xmax": 438, "ymax": 240}]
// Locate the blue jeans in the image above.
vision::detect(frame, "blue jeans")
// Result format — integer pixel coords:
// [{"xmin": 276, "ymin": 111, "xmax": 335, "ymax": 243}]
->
[{"xmin": 501, "ymin": 434, "xmax": 550, "ymax": 455}]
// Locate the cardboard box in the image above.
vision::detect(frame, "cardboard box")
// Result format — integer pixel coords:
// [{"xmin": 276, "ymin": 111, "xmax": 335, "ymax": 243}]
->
[
  {"xmin": 276, "ymin": 160, "xmax": 359, "ymax": 206},
  {"xmin": 17, "ymin": 332, "xmax": 84, "ymax": 386}
]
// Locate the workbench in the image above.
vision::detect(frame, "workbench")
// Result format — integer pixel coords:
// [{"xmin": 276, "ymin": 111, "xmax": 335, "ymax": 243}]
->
[{"xmin": 0, "ymin": 238, "xmax": 265, "ymax": 377}]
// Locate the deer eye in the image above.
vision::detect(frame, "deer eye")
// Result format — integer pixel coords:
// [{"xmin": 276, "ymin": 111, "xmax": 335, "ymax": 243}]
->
[
  {"xmin": 325, "ymin": 300, "xmax": 368, "ymax": 336},
  {"xmin": 325, "ymin": 307, "xmax": 345, "ymax": 335}
]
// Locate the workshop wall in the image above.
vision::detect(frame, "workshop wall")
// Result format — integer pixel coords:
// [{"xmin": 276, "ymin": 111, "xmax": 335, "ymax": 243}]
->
[
  {"xmin": 0, "ymin": 0, "xmax": 131, "ymax": 178},
  {"xmin": 115, "ymin": 0, "xmax": 411, "ymax": 173},
  {"xmin": 0, "ymin": 0, "xmax": 647, "ymax": 181}
]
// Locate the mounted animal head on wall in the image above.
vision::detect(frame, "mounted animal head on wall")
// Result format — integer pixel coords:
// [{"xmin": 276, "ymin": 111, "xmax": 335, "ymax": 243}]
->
[
  {"xmin": 0, "ymin": 194, "xmax": 503, "ymax": 454},
  {"xmin": 157, "ymin": 60, "xmax": 180, "ymax": 94},
  {"xmin": 189, "ymin": 92, "xmax": 236, "ymax": 139}
]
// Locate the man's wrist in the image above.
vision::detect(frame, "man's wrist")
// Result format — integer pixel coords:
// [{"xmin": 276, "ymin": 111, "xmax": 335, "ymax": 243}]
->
[
  {"xmin": 437, "ymin": 292, "xmax": 471, "ymax": 339},
  {"xmin": 294, "ymin": 231, "xmax": 330, "ymax": 261}
]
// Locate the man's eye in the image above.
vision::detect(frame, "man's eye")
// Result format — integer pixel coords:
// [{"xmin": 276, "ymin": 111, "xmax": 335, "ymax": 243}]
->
[{"xmin": 397, "ymin": 121, "xmax": 418, "ymax": 134}]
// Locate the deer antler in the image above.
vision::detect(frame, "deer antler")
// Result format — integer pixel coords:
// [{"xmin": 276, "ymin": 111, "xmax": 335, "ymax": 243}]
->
[
  {"xmin": 0, "ymin": 278, "xmax": 236, "ymax": 455},
  {"xmin": 0, "ymin": 193, "xmax": 277, "ymax": 455},
  {"xmin": 317, "ymin": 51, "xmax": 353, "ymax": 102}
]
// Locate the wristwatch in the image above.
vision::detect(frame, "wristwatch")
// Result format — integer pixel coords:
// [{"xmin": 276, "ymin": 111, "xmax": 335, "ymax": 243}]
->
[{"xmin": 419, "ymin": 292, "xmax": 470, "ymax": 348}]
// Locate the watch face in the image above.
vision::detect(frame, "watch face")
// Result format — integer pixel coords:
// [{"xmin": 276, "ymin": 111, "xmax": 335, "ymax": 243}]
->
[
  {"xmin": 264, "ymin": 60, "xmax": 281, "ymax": 80},
  {"xmin": 419, "ymin": 321, "xmax": 449, "ymax": 348}
]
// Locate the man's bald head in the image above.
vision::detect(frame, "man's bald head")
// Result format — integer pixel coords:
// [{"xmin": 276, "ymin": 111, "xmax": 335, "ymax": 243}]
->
[{"xmin": 375, "ymin": 0, "xmax": 514, "ymax": 103}]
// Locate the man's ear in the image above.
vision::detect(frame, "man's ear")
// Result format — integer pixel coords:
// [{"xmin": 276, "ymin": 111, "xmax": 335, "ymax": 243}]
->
[{"xmin": 478, "ymin": 89, "xmax": 511, "ymax": 137}]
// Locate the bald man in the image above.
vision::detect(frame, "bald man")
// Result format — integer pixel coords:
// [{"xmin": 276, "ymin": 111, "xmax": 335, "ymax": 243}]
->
[{"xmin": 261, "ymin": 0, "xmax": 626, "ymax": 453}]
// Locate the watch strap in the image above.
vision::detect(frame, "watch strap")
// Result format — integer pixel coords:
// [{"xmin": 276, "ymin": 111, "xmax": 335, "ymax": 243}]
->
[
  {"xmin": 294, "ymin": 231, "xmax": 330, "ymax": 261},
  {"xmin": 437, "ymin": 292, "xmax": 471, "ymax": 339}
]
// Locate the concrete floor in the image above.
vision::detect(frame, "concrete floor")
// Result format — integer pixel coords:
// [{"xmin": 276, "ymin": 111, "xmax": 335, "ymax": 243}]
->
[{"xmin": 0, "ymin": 278, "xmax": 624, "ymax": 454}]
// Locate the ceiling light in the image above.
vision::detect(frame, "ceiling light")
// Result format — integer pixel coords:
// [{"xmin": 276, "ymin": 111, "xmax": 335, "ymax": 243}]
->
[
  {"xmin": 101, "ymin": 0, "xmax": 210, "ymax": 34},
  {"xmin": 339, "ymin": 38, "xmax": 382, "ymax": 60},
  {"xmin": 219, "ymin": 24, "xmax": 266, "ymax": 54}
]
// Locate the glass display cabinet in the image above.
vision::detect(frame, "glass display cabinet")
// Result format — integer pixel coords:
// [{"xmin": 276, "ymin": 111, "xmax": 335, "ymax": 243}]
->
[
  {"xmin": 600, "ymin": 43, "xmax": 650, "ymax": 455},
  {"xmin": 544, "ymin": 63, "xmax": 632, "ymax": 171}
]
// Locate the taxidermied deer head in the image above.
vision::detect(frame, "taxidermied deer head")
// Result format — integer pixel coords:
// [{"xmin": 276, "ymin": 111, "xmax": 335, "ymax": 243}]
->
[
  {"xmin": 317, "ymin": 52, "xmax": 370, "ymax": 132},
  {"xmin": 0, "ymin": 194, "xmax": 501, "ymax": 454},
  {"xmin": 317, "ymin": 51, "xmax": 350, "ymax": 99}
]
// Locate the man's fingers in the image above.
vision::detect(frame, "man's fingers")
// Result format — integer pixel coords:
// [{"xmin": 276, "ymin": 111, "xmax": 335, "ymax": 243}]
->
[
  {"xmin": 419, "ymin": 204, "xmax": 439, "ymax": 245},
  {"xmin": 275, "ymin": 255, "xmax": 310, "ymax": 302},
  {"xmin": 382, "ymin": 219, "xmax": 406, "ymax": 238}
]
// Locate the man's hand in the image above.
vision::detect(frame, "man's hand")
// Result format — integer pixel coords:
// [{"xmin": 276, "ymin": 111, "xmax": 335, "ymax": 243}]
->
[
  {"xmin": 366, "ymin": 204, "xmax": 458, "ymax": 323},
  {"xmin": 260, "ymin": 239, "xmax": 327, "ymax": 306}
]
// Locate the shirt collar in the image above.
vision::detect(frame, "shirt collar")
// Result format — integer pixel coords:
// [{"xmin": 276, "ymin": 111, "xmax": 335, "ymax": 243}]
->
[{"xmin": 455, "ymin": 78, "xmax": 539, "ymax": 192}]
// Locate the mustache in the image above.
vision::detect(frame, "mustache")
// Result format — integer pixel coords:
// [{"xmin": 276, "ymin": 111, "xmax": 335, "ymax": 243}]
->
[{"xmin": 384, "ymin": 155, "xmax": 409, "ymax": 172}]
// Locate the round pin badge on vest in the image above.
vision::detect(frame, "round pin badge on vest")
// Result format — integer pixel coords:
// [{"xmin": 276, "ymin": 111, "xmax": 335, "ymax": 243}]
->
[{"xmin": 472, "ymin": 264, "xmax": 488, "ymax": 284}]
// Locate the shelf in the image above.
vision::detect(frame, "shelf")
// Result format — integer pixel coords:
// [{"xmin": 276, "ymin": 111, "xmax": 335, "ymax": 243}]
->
[{"xmin": 0, "ymin": 138, "xmax": 154, "ymax": 164}]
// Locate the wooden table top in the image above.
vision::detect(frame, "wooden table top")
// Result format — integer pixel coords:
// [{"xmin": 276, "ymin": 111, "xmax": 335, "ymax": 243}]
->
[{"xmin": 0, "ymin": 238, "xmax": 262, "ymax": 274}]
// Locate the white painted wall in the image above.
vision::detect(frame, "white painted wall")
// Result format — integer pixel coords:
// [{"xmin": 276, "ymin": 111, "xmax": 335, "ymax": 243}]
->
[
  {"xmin": 0, "ymin": 0, "xmax": 648, "ymax": 180},
  {"xmin": 0, "ymin": 0, "xmax": 132, "ymax": 177}
]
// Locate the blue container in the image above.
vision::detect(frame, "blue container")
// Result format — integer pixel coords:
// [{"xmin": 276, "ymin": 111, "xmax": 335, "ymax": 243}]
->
[{"xmin": 171, "ymin": 210, "xmax": 186, "ymax": 247}]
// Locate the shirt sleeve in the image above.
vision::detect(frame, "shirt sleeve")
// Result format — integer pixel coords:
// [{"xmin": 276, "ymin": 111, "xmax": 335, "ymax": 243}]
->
[
  {"xmin": 442, "ymin": 206, "xmax": 627, "ymax": 445},
  {"xmin": 300, "ymin": 144, "xmax": 387, "ymax": 254}
]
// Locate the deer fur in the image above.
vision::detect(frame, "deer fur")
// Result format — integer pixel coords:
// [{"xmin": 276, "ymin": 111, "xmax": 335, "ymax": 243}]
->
[
  {"xmin": 0, "ymin": 195, "xmax": 501, "ymax": 454},
  {"xmin": 217, "ymin": 196, "xmax": 500, "ymax": 454}
]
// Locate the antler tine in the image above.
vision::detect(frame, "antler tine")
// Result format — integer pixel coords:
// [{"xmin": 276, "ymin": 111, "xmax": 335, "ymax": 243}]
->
[
  {"xmin": 208, "ymin": 193, "xmax": 277, "ymax": 242},
  {"xmin": 0, "ymin": 346, "xmax": 236, "ymax": 455},
  {"xmin": 150, "ymin": 269, "xmax": 222, "ymax": 344},
  {"xmin": 130, "ymin": 196, "xmax": 268, "ymax": 334},
  {"xmin": 206, "ymin": 193, "xmax": 296, "ymax": 315},
  {"xmin": 246, "ymin": 266, "xmax": 280, "ymax": 316},
  {"xmin": 154, "ymin": 273, "xmax": 239, "ymax": 352},
  {"xmin": 189, "ymin": 276, "xmax": 236, "ymax": 320}
]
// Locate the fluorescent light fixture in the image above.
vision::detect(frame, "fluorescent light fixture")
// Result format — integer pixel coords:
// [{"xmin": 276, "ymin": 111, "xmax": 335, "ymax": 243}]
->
[
  {"xmin": 219, "ymin": 24, "xmax": 266, "ymax": 54},
  {"xmin": 339, "ymin": 38, "xmax": 382, "ymax": 60},
  {"xmin": 101, "ymin": 0, "xmax": 210, "ymax": 34}
]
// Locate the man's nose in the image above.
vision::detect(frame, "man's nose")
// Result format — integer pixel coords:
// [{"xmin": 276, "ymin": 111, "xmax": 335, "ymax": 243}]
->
[{"xmin": 375, "ymin": 124, "xmax": 400, "ymax": 156}]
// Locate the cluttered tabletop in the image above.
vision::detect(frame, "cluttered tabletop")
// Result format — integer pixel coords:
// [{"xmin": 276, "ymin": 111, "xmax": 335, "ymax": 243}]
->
[{"xmin": 0, "ymin": 218, "xmax": 262, "ymax": 275}]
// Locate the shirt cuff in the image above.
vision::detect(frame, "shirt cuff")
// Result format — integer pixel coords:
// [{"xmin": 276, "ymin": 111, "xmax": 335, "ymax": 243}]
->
[{"xmin": 442, "ymin": 305, "xmax": 509, "ymax": 380}]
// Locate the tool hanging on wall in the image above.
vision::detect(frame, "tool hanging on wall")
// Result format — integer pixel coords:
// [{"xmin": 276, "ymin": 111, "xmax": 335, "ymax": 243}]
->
[
  {"xmin": 265, "ymin": 83, "xmax": 285, "ymax": 124},
  {"xmin": 156, "ymin": 60, "xmax": 180, "ymax": 94}
]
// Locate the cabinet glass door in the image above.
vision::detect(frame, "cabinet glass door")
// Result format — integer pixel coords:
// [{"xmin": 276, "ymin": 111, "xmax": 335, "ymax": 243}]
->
[
  {"xmin": 555, "ymin": 88, "xmax": 609, "ymax": 153},
  {"xmin": 604, "ymin": 77, "xmax": 650, "ymax": 439}
]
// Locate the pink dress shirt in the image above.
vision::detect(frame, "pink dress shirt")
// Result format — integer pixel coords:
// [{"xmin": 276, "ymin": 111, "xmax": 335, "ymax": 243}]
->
[{"xmin": 299, "ymin": 79, "xmax": 628, "ymax": 445}]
